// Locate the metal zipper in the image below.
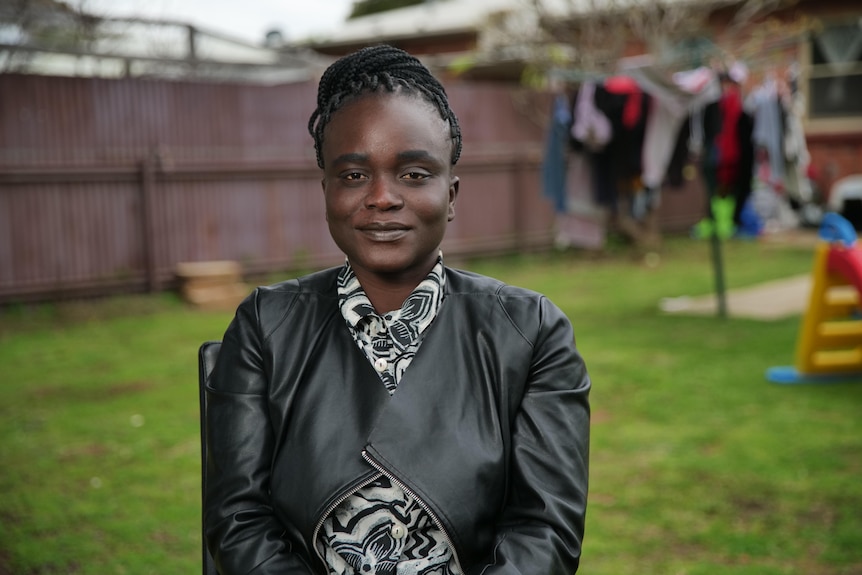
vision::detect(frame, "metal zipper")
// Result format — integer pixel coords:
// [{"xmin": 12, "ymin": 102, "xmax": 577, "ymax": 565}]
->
[
  {"xmin": 361, "ymin": 449, "xmax": 465, "ymax": 574},
  {"xmin": 311, "ymin": 472, "xmax": 382, "ymax": 568}
]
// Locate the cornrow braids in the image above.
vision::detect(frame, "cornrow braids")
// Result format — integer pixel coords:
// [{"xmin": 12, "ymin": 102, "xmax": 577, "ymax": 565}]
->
[{"xmin": 308, "ymin": 44, "xmax": 462, "ymax": 169}]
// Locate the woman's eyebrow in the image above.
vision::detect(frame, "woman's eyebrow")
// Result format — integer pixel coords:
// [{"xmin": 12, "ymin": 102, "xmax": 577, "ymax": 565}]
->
[
  {"xmin": 331, "ymin": 152, "xmax": 369, "ymax": 166},
  {"xmin": 397, "ymin": 150, "xmax": 439, "ymax": 163},
  {"xmin": 331, "ymin": 150, "xmax": 442, "ymax": 166}
]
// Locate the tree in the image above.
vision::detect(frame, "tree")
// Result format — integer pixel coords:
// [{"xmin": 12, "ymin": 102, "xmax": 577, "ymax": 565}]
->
[
  {"xmin": 486, "ymin": 0, "xmax": 809, "ymax": 82},
  {"xmin": 1, "ymin": 0, "xmax": 106, "ymax": 72},
  {"xmin": 348, "ymin": 0, "xmax": 427, "ymax": 19}
]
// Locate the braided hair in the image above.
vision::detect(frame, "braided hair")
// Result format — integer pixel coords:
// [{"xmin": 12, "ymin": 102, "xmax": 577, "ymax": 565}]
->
[{"xmin": 308, "ymin": 44, "xmax": 462, "ymax": 169}]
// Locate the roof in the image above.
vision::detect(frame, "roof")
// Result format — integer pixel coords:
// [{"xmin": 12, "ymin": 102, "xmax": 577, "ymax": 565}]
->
[
  {"xmin": 306, "ymin": 0, "xmax": 750, "ymax": 47},
  {"xmin": 304, "ymin": 0, "xmax": 522, "ymax": 46},
  {"xmin": 535, "ymin": 0, "xmax": 743, "ymax": 15}
]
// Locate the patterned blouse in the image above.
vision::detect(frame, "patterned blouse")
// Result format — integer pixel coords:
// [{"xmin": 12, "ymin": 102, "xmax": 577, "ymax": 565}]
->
[{"xmin": 316, "ymin": 256, "xmax": 462, "ymax": 575}]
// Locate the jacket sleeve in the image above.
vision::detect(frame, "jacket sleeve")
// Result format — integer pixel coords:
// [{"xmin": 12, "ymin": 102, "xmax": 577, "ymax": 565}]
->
[
  {"xmin": 471, "ymin": 296, "xmax": 591, "ymax": 575},
  {"xmin": 204, "ymin": 289, "xmax": 315, "ymax": 575}
]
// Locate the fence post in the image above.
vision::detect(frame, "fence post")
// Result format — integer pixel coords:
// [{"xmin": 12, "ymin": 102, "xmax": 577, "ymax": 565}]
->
[
  {"xmin": 140, "ymin": 153, "xmax": 158, "ymax": 292},
  {"xmin": 512, "ymin": 153, "xmax": 527, "ymax": 252}
]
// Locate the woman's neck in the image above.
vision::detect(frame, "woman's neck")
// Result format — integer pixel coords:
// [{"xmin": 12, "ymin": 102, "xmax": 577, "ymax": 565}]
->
[{"xmin": 352, "ymin": 268, "xmax": 430, "ymax": 315}]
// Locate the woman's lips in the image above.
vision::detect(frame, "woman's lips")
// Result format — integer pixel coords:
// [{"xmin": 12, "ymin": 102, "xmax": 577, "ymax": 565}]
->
[
  {"xmin": 359, "ymin": 227, "xmax": 409, "ymax": 241},
  {"xmin": 358, "ymin": 222, "xmax": 410, "ymax": 241}
]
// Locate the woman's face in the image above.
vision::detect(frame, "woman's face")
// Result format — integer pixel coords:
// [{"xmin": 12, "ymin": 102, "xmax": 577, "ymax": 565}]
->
[{"xmin": 321, "ymin": 91, "xmax": 459, "ymax": 285}]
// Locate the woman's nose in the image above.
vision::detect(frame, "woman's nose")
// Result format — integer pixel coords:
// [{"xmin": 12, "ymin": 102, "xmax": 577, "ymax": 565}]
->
[{"xmin": 365, "ymin": 177, "xmax": 403, "ymax": 210}]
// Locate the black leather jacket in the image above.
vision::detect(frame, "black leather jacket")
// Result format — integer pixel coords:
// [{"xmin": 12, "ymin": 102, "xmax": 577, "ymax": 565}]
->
[{"xmin": 205, "ymin": 266, "xmax": 590, "ymax": 574}]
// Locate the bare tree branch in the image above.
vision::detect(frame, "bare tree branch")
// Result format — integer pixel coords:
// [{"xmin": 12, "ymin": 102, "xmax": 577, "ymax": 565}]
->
[{"xmin": 479, "ymin": 0, "xmax": 813, "ymax": 84}]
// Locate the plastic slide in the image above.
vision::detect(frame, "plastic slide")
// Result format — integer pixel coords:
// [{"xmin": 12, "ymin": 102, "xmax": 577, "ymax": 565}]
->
[
  {"xmin": 828, "ymin": 245, "xmax": 862, "ymax": 297},
  {"xmin": 765, "ymin": 212, "xmax": 862, "ymax": 384},
  {"xmin": 822, "ymin": 211, "xmax": 862, "ymax": 297}
]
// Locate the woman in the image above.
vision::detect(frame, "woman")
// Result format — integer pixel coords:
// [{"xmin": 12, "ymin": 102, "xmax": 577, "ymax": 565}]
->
[{"xmin": 204, "ymin": 44, "xmax": 591, "ymax": 575}]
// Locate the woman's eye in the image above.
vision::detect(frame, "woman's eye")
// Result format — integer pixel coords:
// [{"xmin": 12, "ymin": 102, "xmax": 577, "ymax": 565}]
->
[{"xmin": 403, "ymin": 171, "xmax": 429, "ymax": 181}]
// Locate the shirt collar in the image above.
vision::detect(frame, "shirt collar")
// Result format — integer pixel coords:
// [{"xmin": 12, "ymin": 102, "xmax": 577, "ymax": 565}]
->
[{"xmin": 337, "ymin": 254, "xmax": 446, "ymax": 331}]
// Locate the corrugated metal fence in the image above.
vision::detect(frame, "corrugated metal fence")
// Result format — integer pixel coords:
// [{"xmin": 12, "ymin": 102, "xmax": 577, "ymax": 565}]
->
[{"xmin": 0, "ymin": 73, "xmax": 701, "ymax": 303}]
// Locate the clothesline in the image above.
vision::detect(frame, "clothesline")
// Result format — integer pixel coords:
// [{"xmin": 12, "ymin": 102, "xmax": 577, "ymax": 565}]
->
[
  {"xmin": 548, "ymin": 33, "xmax": 805, "ymax": 91},
  {"xmin": 542, "ymin": 62, "xmax": 811, "ymax": 222}
]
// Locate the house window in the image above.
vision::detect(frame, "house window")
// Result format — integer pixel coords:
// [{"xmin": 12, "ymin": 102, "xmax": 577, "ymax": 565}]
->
[{"xmin": 809, "ymin": 20, "xmax": 862, "ymax": 118}]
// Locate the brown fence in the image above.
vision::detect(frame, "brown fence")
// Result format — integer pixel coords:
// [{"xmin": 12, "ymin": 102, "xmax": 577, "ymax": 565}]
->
[{"xmin": 0, "ymin": 73, "xmax": 702, "ymax": 303}]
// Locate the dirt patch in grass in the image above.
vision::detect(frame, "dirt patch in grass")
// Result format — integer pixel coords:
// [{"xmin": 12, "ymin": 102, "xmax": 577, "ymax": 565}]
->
[
  {"xmin": 150, "ymin": 529, "xmax": 180, "ymax": 545},
  {"xmin": 590, "ymin": 409, "xmax": 612, "ymax": 424},
  {"xmin": 730, "ymin": 493, "xmax": 770, "ymax": 515},
  {"xmin": 800, "ymin": 502, "xmax": 839, "ymax": 530},
  {"xmin": 0, "ymin": 549, "xmax": 12, "ymax": 575},
  {"xmin": 57, "ymin": 443, "xmax": 111, "ymax": 462}
]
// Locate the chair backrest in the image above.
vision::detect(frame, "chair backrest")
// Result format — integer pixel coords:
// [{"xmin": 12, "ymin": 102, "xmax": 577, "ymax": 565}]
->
[{"xmin": 198, "ymin": 341, "xmax": 222, "ymax": 575}]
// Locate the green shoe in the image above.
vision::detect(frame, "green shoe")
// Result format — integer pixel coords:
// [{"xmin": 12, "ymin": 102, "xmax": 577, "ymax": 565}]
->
[
  {"xmin": 693, "ymin": 218, "xmax": 714, "ymax": 239},
  {"xmin": 712, "ymin": 197, "xmax": 736, "ymax": 240}
]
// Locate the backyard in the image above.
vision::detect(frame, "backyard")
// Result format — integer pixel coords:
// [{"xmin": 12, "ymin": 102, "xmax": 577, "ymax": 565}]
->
[{"xmin": 1, "ymin": 233, "xmax": 860, "ymax": 574}]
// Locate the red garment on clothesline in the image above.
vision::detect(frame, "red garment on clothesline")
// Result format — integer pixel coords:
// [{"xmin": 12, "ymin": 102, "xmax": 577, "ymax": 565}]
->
[
  {"xmin": 716, "ymin": 87, "xmax": 742, "ymax": 186},
  {"xmin": 604, "ymin": 75, "xmax": 643, "ymax": 129}
]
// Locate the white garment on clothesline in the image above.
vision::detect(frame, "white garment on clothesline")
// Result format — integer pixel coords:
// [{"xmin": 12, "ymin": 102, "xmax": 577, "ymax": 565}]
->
[{"xmin": 623, "ymin": 64, "xmax": 720, "ymax": 189}]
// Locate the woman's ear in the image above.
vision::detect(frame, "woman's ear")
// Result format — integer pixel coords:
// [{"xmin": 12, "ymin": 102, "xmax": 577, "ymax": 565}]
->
[
  {"xmin": 321, "ymin": 178, "xmax": 329, "ymax": 222},
  {"xmin": 448, "ymin": 176, "xmax": 459, "ymax": 221}
]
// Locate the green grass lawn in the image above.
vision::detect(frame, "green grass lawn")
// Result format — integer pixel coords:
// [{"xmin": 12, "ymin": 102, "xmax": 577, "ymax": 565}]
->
[{"xmin": 2, "ymin": 234, "xmax": 861, "ymax": 574}]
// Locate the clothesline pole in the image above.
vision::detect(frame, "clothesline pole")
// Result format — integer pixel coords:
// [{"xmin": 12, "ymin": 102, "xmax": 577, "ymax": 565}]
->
[{"xmin": 709, "ymin": 218, "xmax": 728, "ymax": 318}]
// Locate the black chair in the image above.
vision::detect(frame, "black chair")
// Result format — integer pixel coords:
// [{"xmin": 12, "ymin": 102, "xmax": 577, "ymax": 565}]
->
[{"xmin": 198, "ymin": 341, "xmax": 222, "ymax": 575}]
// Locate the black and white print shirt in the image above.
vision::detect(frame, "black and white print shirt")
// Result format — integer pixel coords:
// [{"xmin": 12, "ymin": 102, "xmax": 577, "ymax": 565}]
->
[{"xmin": 316, "ymin": 256, "xmax": 462, "ymax": 575}]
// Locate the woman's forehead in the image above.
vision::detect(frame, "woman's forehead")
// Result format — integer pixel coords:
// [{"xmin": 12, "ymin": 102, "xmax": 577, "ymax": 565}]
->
[
  {"xmin": 336, "ymin": 88, "xmax": 441, "ymax": 120},
  {"xmin": 319, "ymin": 90, "xmax": 457, "ymax": 171},
  {"xmin": 325, "ymin": 92, "xmax": 451, "ymax": 141}
]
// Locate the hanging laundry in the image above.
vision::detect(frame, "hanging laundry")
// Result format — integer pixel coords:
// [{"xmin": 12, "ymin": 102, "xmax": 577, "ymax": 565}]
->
[
  {"xmin": 781, "ymin": 64, "xmax": 816, "ymax": 216},
  {"xmin": 698, "ymin": 69, "xmax": 755, "ymax": 234},
  {"xmin": 541, "ymin": 93, "xmax": 574, "ymax": 214},
  {"xmin": 555, "ymin": 150, "xmax": 606, "ymax": 251},
  {"xmin": 621, "ymin": 62, "xmax": 720, "ymax": 192},
  {"xmin": 747, "ymin": 73, "xmax": 786, "ymax": 188},
  {"xmin": 750, "ymin": 148, "xmax": 799, "ymax": 233},
  {"xmin": 593, "ymin": 78, "xmax": 650, "ymax": 195},
  {"xmin": 570, "ymin": 82, "xmax": 612, "ymax": 152}
]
